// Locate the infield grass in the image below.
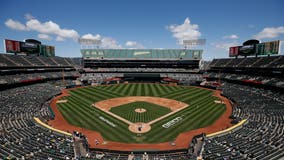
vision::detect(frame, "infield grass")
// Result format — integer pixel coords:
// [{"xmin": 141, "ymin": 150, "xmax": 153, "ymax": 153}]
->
[{"xmin": 109, "ymin": 101, "xmax": 172, "ymax": 123}]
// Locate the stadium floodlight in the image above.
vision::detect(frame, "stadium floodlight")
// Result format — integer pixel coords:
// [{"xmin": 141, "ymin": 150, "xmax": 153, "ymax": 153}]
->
[
  {"xmin": 183, "ymin": 39, "xmax": 206, "ymax": 46},
  {"xmin": 78, "ymin": 38, "xmax": 102, "ymax": 45}
]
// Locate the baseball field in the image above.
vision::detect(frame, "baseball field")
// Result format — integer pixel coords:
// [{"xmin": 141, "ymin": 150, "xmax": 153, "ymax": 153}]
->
[{"xmin": 54, "ymin": 83, "xmax": 227, "ymax": 144}]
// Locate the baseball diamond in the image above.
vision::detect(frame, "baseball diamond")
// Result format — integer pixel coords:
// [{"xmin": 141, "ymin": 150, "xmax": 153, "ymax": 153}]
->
[{"xmin": 49, "ymin": 83, "xmax": 229, "ymax": 146}]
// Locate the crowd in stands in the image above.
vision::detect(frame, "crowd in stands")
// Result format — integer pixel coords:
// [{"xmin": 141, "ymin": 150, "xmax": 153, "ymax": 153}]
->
[
  {"xmin": 202, "ymin": 82, "xmax": 284, "ymax": 160},
  {"xmin": 0, "ymin": 54, "xmax": 76, "ymax": 67}
]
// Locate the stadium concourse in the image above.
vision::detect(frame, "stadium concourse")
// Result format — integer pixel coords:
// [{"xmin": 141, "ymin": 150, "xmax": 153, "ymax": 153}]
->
[{"xmin": 0, "ymin": 49, "xmax": 283, "ymax": 160}]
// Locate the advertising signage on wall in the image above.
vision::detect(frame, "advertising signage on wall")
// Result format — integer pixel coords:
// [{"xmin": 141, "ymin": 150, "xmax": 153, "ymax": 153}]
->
[
  {"xmin": 255, "ymin": 40, "xmax": 280, "ymax": 55},
  {"xmin": 262, "ymin": 40, "xmax": 279, "ymax": 55},
  {"xmin": 46, "ymin": 45, "xmax": 55, "ymax": 57},
  {"xmin": 40, "ymin": 45, "xmax": 55, "ymax": 57},
  {"xmin": 255, "ymin": 43, "xmax": 265, "ymax": 55}
]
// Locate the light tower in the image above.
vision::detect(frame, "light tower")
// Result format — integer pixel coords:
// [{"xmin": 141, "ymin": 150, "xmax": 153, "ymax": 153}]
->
[
  {"xmin": 183, "ymin": 39, "xmax": 206, "ymax": 70},
  {"xmin": 78, "ymin": 38, "xmax": 102, "ymax": 49},
  {"xmin": 78, "ymin": 38, "xmax": 102, "ymax": 68},
  {"xmin": 183, "ymin": 39, "xmax": 206, "ymax": 49}
]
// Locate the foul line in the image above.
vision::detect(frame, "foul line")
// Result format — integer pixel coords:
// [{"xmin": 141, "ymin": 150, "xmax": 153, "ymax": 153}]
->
[
  {"xmin": 207, "ymin": 119, "xmax": 247, "ymax": 138},
  {"xmin": 34, "ymin": 117, "xmax": 72, "ymax": 136}
]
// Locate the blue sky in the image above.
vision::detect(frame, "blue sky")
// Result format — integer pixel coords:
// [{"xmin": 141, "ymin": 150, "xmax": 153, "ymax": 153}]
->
[{"xmin": 0, "ymin": 0, "xmax": 283, "ymax": 60}]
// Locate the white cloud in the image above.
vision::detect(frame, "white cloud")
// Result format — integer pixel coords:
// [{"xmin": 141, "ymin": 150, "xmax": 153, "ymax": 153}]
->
[
  {"xmin": 166, "ymin": 17, "xmax": 201, "ymax": 45},
  {"xmin": 5, "ymin": 19, "xmax": 27, "ymax": 31},
  {"xmin": 56, "ymin": 36, "xmax": 65, "ymax": 41},
  {"xmin": 24, "ymin": 13, "xmax": 35, "ymax": 20},
  {"xmin": 253, "ymin": 26, "xmax": 284, "ymax": 39},
  {"xmin": 125, "ymin": 41, "xmax": 145, "ymax": 49},
  {"xmin": 38, "ymin": 34, "xmax": 52, "ymax": 40},
  {"xmin": 213, "ymin": 41, "xmax": 240, "ymax": 51},
  {"xmin": 26, "ymin": 19, "xmax": 79, "ymax": 40},
  {"xmin": 5, "ymin": 16, "xmax": 79, "ymax": 41},
  {"xmin": 223, "ymin": 34, "xmax": 238, "ymax": 39}
]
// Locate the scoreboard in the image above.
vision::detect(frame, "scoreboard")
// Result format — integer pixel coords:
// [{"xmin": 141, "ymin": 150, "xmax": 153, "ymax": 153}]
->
[
  {"xmin": 229, "ymin": 40, "xmax": 280, "ymax": 57},
  {"xmin": 4, "ymin": 39, "xmax": 55, "ymax": 57}
]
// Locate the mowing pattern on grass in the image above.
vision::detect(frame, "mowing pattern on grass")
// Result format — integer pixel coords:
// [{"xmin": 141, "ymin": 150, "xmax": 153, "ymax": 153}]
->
[
  {"xmin": 109, "ymin": 101, "xmax": 172, "ymax": 123},
  {"xmin": 56, "ymin": 83, "xmax": 226, "ymax": 143}
]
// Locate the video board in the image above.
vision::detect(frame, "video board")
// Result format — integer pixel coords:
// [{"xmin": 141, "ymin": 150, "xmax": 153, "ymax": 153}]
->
[{"xmin": 20, "ymin": 42, "xmax": 39, "ymax": 54}]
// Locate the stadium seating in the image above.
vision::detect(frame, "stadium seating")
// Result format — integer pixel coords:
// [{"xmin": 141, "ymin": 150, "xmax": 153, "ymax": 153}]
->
[
  {"xmin": 207, "ymin": 55, "xmax": 284, "ymax": 89},
  {"xmin": 210, "ymin": 55, "xmax": 284, "ymax": 69},
  {"xmin": 0, "ymin": 71, "xmax": 79, "ymax": 86},
  {"xmin": 0, "ymin": 53, "xmax": 76, "ymax": 67},
  {"xmin": 0, "ymin": 83, "xmax": 75, "ymax": 159},
  {"xmin": 82, "ymin": 150, "xmax": 192, "ymax": 160},
  {"xmin": 202, "ymin": 82, "xmax": 284, "ymax": 160},
  {"xmin": 205, "ymin": 72, "xmax": 284, "ymax": 88},
  {"xmin": 85, "ymin": 67, "xmax": 197, "ymax": 73}
]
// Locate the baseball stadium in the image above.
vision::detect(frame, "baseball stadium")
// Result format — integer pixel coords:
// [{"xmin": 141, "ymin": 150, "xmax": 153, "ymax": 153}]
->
[
  {"xmin": 1, "ymin": 1, "xmax": 284, "ymax": 160},
  {"xmin": 1, "ymin": 37, "xmax": 283, "ymax": 160}
]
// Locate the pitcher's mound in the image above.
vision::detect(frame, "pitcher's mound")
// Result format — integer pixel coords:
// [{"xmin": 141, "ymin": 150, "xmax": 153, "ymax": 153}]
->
[
  {"xmin": 129, "ymin": 123, "xmax": 151, "ymax": 133},
  {"xmin": 135, "ymin": 108, "xmax": 146, "ymax": 113}
]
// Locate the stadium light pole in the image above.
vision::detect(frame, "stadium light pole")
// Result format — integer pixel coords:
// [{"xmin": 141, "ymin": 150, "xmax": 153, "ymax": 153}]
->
[
  {"xmin": 183, "ymin": 39, "xmax": 206, "ymax": 48},
  {"xmin": 78, "ymin": 38, "xmax": 102, "ymax": 50}
]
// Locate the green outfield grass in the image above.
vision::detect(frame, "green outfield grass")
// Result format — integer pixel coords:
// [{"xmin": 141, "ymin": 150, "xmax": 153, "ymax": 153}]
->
[
  {"xmin": 109, "ymin": 101, "xmax": 172, "ymax": 123},
  {"xmin": 56, "ymin": 83, "xmax": 226, "ymax": 143}
]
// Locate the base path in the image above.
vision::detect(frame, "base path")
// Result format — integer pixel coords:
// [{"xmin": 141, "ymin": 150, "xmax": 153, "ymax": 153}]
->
[{"xmin": 48, "ymin": 86, "xmax": 233, "ymax": 151}]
